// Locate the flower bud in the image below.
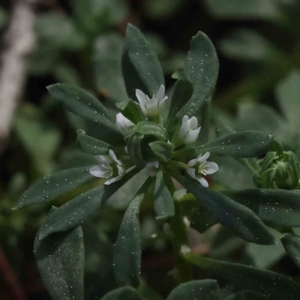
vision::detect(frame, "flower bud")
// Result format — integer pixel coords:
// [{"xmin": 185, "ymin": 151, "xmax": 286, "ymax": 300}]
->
[{"xmin": 254, "ymin": 150, "xmax": 300, "ymax": 189}]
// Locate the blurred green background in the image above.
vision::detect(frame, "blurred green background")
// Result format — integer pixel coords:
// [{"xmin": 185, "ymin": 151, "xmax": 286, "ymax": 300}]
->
[{"xmin": 1, "ymin": 0, "xmax": 300, "ymax": 299}]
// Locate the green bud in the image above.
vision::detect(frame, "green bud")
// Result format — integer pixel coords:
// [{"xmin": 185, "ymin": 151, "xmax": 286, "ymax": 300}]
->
[{"xmin": 254, "ymin": 150, "xmax": 300, "ymax": 190}]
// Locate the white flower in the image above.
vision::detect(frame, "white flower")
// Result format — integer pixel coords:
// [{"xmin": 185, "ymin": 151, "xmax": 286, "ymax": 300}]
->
[
  {"xmin": 187, "ymin": 152, "xmax": 219, "ymax": 187},
  {"xmin": 116, "ymin": 113, "xmax": 134, "ymax": 136},
  {"xmin": 89, "ymin": 150, "xmax": 130, "ymax": 185},
  {"xmin": 135, "ymin": 85, "xmax": 168, "ymax": 117},
  {"xmin": 145, "ymin": 161, "xmax": 159, "ymax": 177},
  {"xmin": 178, "ymin": 115, "xmax": 201, "ymax": 144}
]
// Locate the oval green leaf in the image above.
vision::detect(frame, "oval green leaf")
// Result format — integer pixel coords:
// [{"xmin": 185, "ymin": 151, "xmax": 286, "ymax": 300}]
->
[
  {"xmin": 153, "ymin": 171, "xmax": 175, "ymax": 222},
  {"xmin": 17, "ymin": 166, "xmax": 94, "ymax": 208},
  {"xmin": 102, "ymin": 287, "xmax": 141, "ymax": 300},
  {"xmin": 174, "ymin": 131, "xmax": 272, "ymax": 158},
  {"xmin": 169, "ymin": 170, "xmax": 274, "ymax": 245},
  {"xmin": 224, "ymin": 189, "xmax": 300, "ymax": 228},
  {"xmin": 34, "ymin": 220, "xmax": 84, "ymax": 300},
  {"xmin": 281, "ymin": 233, "xmax": 300, "ymax": 269},
  {"xmin": 113, "ymin": 193, "xmax": 144, "ymax": 287},
  {"xmin": 134, "ymin": 121, "xmax": 168, "ymax": 141},
  {"xmin": 166, "ymin": 280, "xmax": 221, "ymax": 300},
  {"xmin": 122, "ymin": 24, "xmax": 164, "ymax": 100},
  {"xmin": 185, "ymin": 253, "xmax": 300, "ymax": 300},
  {"xmin": 47, "ymin": 84, "xmax": 118, "ymax": 133},
  {"xmin": 149, "ymin": 141, "xmax": 174, "ymax": 162}
]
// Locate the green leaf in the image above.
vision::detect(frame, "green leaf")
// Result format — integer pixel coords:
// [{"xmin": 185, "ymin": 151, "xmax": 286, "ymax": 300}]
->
[
  {"xmin": 174, "ymin": 131, "xmax": 272, "ymax": 158},
  {"xmin": 153, "ymin": 171, "xmax": 175, "ymax": 222},
  {"xmin": 220, "ymin": 29, "xmax": 277, "ymax": 62},
  {"xmin": 281, "ymin": 233, "xmax": 300, "ymax": 269},
  {"xmin": 47, "ymin": 84, "xmax": 118, "ymax": 133},
  {"xmin": 113, "ymin": 193, "xmax": 144, "ymax": 287},
  {"xmin": 94, "ymin": 34, "xmax": 127, "ymax": 102},
  {"xmin": 225, "ymin": 290, "xmax": 267, "ymax": 299},
  {"xmin": 17, "ymin": 167, "xmax": 94, "ymax": 208},
  {"xmin": 122, "ymin": 24, "xmax": 164, "ymax": 100},
  {"xmin": 116, "ymin": 99, "xmax": 143, "ymax": 123},
  {"xmin": 102, "ymin": 287, "xmax": 141, "ymax": 300},
  {"xmin": 34, "ymin": 215, "xmax": 84, "ymax": 300},
  {"xmin": 276, "ymin": 71, "xmax": 300, "ymax": 128},
  {"xmin": 175, "ymin": 32, "xmax": 219, "ymax": 126},
  {"xmin": 127, "ymin": 133, "xmax": 145, "ymax": 168},
  {"xmin": 166, "ymin": 79, "xmax": 193, "ymax": 128},
  {"xmin": 166, "ymin": 280, "xmax": 221, "ymax": 300},
  {"xmin": 185, "ymin": 253, "xmax": 300, "ymax": 299},
  {"xmin": 169, "ymin": 170, "xmax": 275, "ymax": 245},
  {"xmin": 224, "ymin": 189, "xmax": 300, "ymax": 228},
  {"xmin": 38, "ymin": 172, "xmax": 138, "ymax": 238},
  {"xmin": 191, "ymin": 205, "xmax": 217, "ymax": 233},
  {"xmin": 106, "ymin": 168, "xmax": 150, "ymax": 209},
  {"xmin": 134, "ymin": 121, "xmax": 168, "ymax": 141},
  {"xmin": 203, "ymin": 0, "xmax": 282, "ymax": 21},
  {"xmin": 149, "ymin": 141, "xmax": 174, "ymax": 162},
  {"xmin": 76, "ymin": 129, "xmax": 115, "ymax": 155}
]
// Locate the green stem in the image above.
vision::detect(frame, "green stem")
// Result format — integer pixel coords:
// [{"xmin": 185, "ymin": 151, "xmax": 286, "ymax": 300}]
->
[{"xmin": 168, "ymin": 202, "xmax": 193, "ymax": 283}]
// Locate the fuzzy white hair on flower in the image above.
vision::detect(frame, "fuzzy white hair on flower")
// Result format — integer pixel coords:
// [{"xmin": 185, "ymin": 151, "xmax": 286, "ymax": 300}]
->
[
  {"xmin": 135, "ymin": 85, "xmax": 168, "ymax": 117},
  {"xmin": 89, "ymin": 150, "xmax": 132, "ymax": 185},
  {"xmin": 116, "ymin": 113, "xmax": 134, "ymax": 136},
  {"xmin": 178, "ymin": 115, "xmax": 201, "ymax": 144},
  {"xmin": 187, "ymin": 152, "xmax": 219, "ymax": 187}
]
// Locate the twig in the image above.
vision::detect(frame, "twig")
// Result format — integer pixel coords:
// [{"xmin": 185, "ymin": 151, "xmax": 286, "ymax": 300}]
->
[{"xmin": 0, "ymin": 0, "xmax": 37, "ymax": 154}]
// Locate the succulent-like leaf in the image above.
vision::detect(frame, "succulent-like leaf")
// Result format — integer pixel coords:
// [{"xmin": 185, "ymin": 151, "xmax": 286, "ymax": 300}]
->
[
  {"xmin": 281, "ymin": 233, "xmax": 300, "ymax": 269},
  {"xmin": 16, "ymin": 167, "xmax": 94, "ymax": 208},
  {"xmin": 76, "ymin": 129, "xmax": 115, "ymax": 155},
  {"xmin": 149, "ymin": 141, "xmax": 174, "ymax": 162},
  {"xmin": 169, "ymin": 170, "xmax": 275, "ymax": 245},
  {"xmin": 127, "ymin": 133, "xmax": 145, "ymax": 168},
  {"xmin": 225, "ymin": 189, "xmax": 300, "ymax": 228},
  {"xmin": 153, "ymin": 171, "xmax": 175, "ymax": 221},
  {"xmin": 191, "ymin": 205, "xmax": 217, "ymax": 233},
  {"xmin": 38, "ymin": 171, "xmax": 139, "ymax": 238},
  {"xmin": 176, "ymin": 31, "xmax": 219, "ymax": 125},
  {"xmin": 225, "ymin": 290, "xmax": 267, "ymax": 299},
  {"xmin": 134, "ymin": 121, "xmax": 168, "ymax": 141},
  {"xmin": 116, "ymin": 99, "xmax": 143, "ymax": 123},
  {"xmin": 113, "ymin": 193, "xmax": 144, "ymax": 287},
  {"xmin": 122, "ymin": 24, "xmax": 164, "ymax": 100},
  {"xmin": 174, "ymin": 131, "xmax": 272, "ymax": 158},
  {"xmin": 166, "ymin": 280, "xmax": 221, "ymax": 300},
  {"xmin": 34, "ymin": 213, "xmax": 84, "ymax": 300},
  {"xmin": 102, "ymin": 287, "xmax": 141, "ymax": 300},
  {"xmin": 185, "ymin": 253, "xmax": 300, "ymax": 299},
  {"xmin": 47, "ymin": 84, "xmax": 119, "ymax": 133}
]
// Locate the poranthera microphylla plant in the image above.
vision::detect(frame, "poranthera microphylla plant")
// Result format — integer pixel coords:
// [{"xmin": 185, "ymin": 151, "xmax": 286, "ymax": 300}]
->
[{"xmin": 15, "ymin": 24, "xmax": 300, "ymax": 300}]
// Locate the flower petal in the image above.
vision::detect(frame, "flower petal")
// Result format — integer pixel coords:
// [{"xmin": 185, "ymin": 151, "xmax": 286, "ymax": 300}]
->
[
  {"xmin": 187, "ymin": 168, "xmax": 196, "ymax": 179},
  {"xmin": 136, "ymin": 89, "xmax": 148, "ymax": 114},
  {"xmin": 109, "ymin": 149, "xmax": 122, "ymax": 165},
  {"xmin": 197, "ymin": 152, "xmax": 210, "ymax": 163},
  {"xmin": 178, "ymin": 115, "xmax": 190, "ymax": 139},
  {"xmin": 104, "ymin": 175, "xmax": 123, "ymax": 185},
  {"xmin": 197, "ymin": 176, "xmax": 209, "ymax": 187},
  {"xmin": 117, "ymin": 165, "xmax": 126, "ymax": 176},
  {"xmin": 116, "ymin": 113, "xmax": 134, "ymax": 135},
  {"xmin": 89, "ymin": 165, "xmax": 111, "ymax": 178},
  {"xmin": 188, "ymin": 158, "xmax": 197, "ymax": 167},
  {"xmin": 189, "ymin": 116, "xmax": 198, "ymax": 129},
  {"xmin": 97, "ymin": 155, "xmax": 111, "ymax": 164},
  {"xmin": 183, "ymin": 127, "xmax": 201, "ymax": 144},
  {"xmin": 145, "ymin": 97, "xmax": 159, "ymax": 116},
  {"xmin": 156, "ymin": 84, "xmax": 165, "ymax": 102},
  {"xmin": 203, "ymin": 161, "xmax": 219, "ymax": 174}
]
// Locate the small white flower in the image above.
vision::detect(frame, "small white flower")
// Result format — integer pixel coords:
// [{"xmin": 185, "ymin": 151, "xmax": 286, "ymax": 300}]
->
[
  {"xmin": 135, "ymin": 85, "xmax": 168, "ymax": 117},
  {"xmin": 180, "ymin": 244, "xmax": 191, "ymax": 256},
  {"xmin": 178, "ymin": 115, "xmax": 201, "ymax": 144},
  {"xmin": 89, "ymin": 150, "xmax": 130, "ymax": 185},
  {"xmin": 187, "ymin": 152, "xmax": 219, "ymax": 187},
  {"xmin": 145, "ymin": 161, "xmax": 159, "ymax": 177},
  {"xmin": 116, "ymin": 113, "xmax": 134, "ymax": 136}
]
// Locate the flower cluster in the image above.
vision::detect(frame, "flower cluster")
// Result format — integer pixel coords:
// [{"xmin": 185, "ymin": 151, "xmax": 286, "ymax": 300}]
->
[{"xmin": 89, "ymin": 85, "xmax": 219, "ymax": 187}]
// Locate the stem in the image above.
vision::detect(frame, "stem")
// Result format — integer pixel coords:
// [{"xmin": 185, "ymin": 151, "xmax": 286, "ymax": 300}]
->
[
  {"xmin": 168, "ymin": 202, "xmax": 193, "ymax": 283},
  {"xmin": 169, "ymin": 160, "xmax": 188, "ymax": 170}
]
